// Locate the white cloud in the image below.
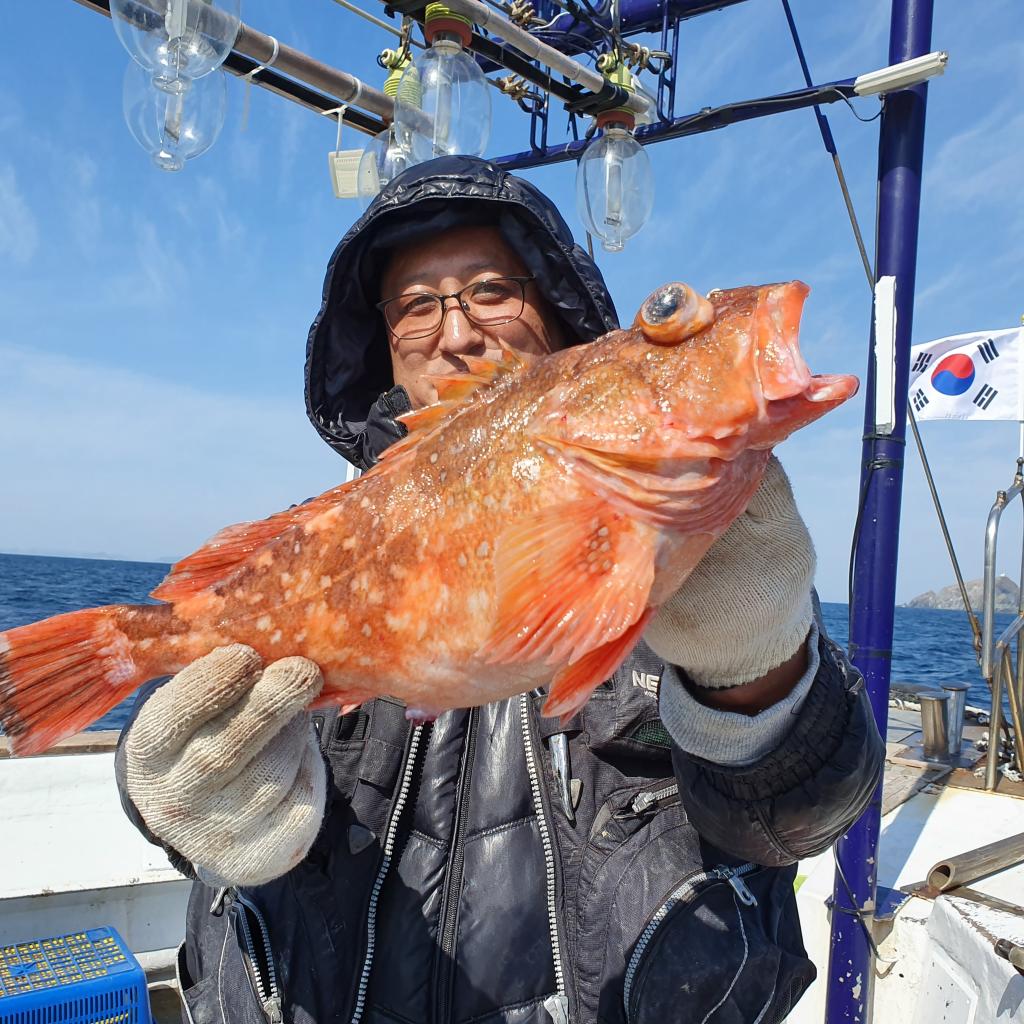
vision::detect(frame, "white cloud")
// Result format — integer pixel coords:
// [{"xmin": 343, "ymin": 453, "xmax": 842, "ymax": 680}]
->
[
  {"xmin": 0, "ymin": 164, "xmax": 39, "ymax": 266},
  {"xmin": 0, "ymin": 344, "xmax": 346, "ymax": 563}
]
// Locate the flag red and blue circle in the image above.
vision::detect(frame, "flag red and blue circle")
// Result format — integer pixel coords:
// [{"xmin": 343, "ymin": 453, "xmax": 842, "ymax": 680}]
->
[{"xmin": 931, "ymin": 353, "xmax": 975, "ymax": 396}]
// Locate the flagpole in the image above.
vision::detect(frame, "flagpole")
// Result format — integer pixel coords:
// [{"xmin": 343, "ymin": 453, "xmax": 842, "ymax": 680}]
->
[{"xmin": 825, "ymin": 0, "xmax": 934, "ymax": 1019}]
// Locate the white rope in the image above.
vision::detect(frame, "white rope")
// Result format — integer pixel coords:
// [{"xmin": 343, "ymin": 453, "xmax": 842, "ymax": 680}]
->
[
  {"xmin": 240, "ymin": 35, "xmax": 280, "ymax": 130},
  {"xmin": 323, "ymin": 104, "xmax": 351, "ymax": 151}
]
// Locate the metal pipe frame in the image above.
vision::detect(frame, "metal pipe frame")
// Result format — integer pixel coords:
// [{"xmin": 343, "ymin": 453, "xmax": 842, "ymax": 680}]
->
[
  {"xmin": 926, "ymin": 832, "xmax": 1024, "ymax": 892},
  {"xmin": 494, "ymin": 79, "xmax": 858, "ymax": 168},
  {"xmin": 825, "ymin": 1, "xmax": 934, "ymax": 1021},
  {"xmin": 71, "ymin": 0, "xmax": 394, "ymax": 125},
  {"xmin": 996, "ymin": 645, "xmax": 1024, "ymax": 775},
  {"xmin": 531, "ymin": 0, "xmax": 750, "ymax": 57},
  {"xmin": 981, "ymin": 459, "xmax": 1024, "ymax": 788},
  {"xmin": 439, "ymin": 0, "xmax": 650, "ymax": 114}
]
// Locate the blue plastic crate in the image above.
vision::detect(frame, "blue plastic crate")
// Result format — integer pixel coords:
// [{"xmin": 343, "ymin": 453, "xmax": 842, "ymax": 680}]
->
[{"xmin": 0, "ymin": 927, "xmax": 150, "ymax": 1024}]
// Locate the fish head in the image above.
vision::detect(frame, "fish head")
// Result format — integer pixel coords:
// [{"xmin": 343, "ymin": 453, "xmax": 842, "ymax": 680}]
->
[
  {"xmin": 528, "ymin": 280, "xmax": 857, "ymax": 527},
  {"xmin": 624, "ymin": 279, "xmax": 859, "ymax": 456}
]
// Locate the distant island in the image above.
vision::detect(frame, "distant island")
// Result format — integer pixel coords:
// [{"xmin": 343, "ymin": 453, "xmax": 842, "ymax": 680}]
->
[{"xmin": 904, "ymin": 575, "xmax": 1020, "ymax": 613}]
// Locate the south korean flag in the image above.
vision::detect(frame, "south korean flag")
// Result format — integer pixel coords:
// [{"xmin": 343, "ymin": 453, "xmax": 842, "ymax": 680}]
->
[{"xmin": 908, "ymin": 327, "xmax": 1023, "ymax": 422}]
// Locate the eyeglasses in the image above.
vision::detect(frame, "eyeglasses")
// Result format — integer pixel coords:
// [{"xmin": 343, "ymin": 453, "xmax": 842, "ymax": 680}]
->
[{"xmin": 376, "ymin": 275, "xmax": 535, "ymax": 341}]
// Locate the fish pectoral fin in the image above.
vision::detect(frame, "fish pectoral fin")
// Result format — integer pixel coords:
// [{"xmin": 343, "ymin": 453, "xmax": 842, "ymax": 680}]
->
[
  {"xmin": 484, "ymin": 498, "xmax": 656, "ymax": 667},
  {"xmin": 543, "ymin": 610, "xmax": 654, "ymax": 723}
]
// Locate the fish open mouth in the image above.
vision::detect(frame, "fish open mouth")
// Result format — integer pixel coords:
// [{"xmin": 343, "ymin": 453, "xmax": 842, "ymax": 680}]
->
[{"xmin": 755, "ymin": 281, "xmax": 813, "ymax": 401}]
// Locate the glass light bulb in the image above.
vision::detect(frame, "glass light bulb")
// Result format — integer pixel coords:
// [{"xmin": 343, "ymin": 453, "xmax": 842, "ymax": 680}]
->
[
  {"xmin": 357, "ymin": 126, "xmax": 416, "ymax": 209},
  {"xmin": 393, "ymin": 37, "xmax": 491, "ymax": 161},
  {"xmin": 123, "ymin": 61, "xmax": 228, "ymax": 171},
  {"xmin": 111, "ymin": 0, "xmax": 241, "ymax": 84},
  {"xmin": 576, "ymin": 126, "xmax": 654, "ymax": 253}
]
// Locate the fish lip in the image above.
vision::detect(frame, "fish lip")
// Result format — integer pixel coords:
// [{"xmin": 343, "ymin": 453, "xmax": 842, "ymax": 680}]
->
[{"xmin": 807, "ymin": 373, "xmax": 860, "ymax": 402}]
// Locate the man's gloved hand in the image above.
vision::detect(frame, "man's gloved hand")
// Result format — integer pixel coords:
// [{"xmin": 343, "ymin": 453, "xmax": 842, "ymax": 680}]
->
[
  {"xmin": 644, "ymin": 456, "xmax": 816, "ymax": 688},
  {"xmin": 124, "ymin": 645, "xmax": 327, "ymax": 887}
]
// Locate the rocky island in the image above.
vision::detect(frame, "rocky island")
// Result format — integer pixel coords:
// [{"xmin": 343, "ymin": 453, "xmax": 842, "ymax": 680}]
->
[{"xmin": 905, "ymin": 575, "xmax": 1020, "ymax": 613}]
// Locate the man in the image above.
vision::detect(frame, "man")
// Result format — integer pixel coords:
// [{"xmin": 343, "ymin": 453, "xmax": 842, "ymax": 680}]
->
[{"xmin": 117, "ymin": 156, "xmax": 883, "ymax": 1024}]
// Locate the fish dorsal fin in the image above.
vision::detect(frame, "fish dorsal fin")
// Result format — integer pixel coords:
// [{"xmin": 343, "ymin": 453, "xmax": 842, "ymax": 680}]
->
[
  {"xmin": 378, "ymin": 401, "xmax": 461, "ymax": 463},
  {"xmin": 429, "ymin": 347, "xmax": 529, "ymax": 402},
  {"xmin": 150, "ymin": 483, "xmax": 350, "ymax": 601},
  {"xmin": 383, "ymin": 352, "xmax": 531, "ymax": 462},
  {"xmin": 483, "ymin": 497, "xmax": 656, "ymax": 671}
]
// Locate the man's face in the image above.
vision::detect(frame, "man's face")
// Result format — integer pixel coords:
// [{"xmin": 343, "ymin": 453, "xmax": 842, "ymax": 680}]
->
[{"xmin": 380, "ymin": 225, "xmax": 565, "ymax": 409}]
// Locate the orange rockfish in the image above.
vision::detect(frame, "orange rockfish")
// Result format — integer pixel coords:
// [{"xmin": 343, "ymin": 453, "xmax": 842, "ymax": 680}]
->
[{"xmin": 0, "ymin": 281, "xmax": 857, "ymax": 755}]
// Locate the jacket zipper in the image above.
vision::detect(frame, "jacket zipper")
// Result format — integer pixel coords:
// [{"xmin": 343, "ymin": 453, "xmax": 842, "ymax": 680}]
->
[
  {"xmin": 622, "ymin": 863, "xmax": 758, "ymax": 1019},
  {"xmin": 616, "ymin": 783, "xmax": 680, "ymax": 818},
  {"xmin": 350, "ymin": 723, "xmax": 426, "ymax": 1024},
  {"xmin": 233, "ymin": 891, "xmax": 283, "ymax": 1024},
  {"xmin": 435, "ymin": 706, "xmax": 480, "ymax": 1022},
  {"xmin": 520, "ymin": 694, "xmax": 567, "ymax": 1016}
]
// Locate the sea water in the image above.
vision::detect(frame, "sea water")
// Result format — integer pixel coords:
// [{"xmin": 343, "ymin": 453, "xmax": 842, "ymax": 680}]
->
[{"xmin": 0, "ymin": 551, "xmax": 1005, "ymax": 733}]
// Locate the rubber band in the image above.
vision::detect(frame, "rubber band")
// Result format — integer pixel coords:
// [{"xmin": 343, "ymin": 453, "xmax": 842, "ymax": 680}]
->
[{"xmin": 241, "ymin": 35, "xmax": 281, "ymax": 130}]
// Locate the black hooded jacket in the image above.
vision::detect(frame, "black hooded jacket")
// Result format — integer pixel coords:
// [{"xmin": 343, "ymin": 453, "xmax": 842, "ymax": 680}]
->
[{"xmin": 117, "ymin": 157, "xmax": 884, "ymax": 1024}]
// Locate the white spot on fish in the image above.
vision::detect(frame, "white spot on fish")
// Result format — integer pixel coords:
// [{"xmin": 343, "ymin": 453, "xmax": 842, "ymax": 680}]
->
[
  {"xmin": 361, "ymin": 623, "xmax": 372, "ymax": 638},
  {"xmin": 138, "ymin": 638, "xmax": 154, "ymax": 650},
  {"xmin": 256, "ymin": 615, "xmax": 272, "ymax": 632},
  {"xmin": 385, "ymin": 611, "xmax": 410, "ymax": 632},
  {"xmin": 282, "ymin": 572, "xmax": 293, "ymax": 584},
  {"xmin": 294, "ymin": 543, "xmax": 302, "ymax": 555},
  {"xmin": 369, "ymin": 588, "xmax": 384, "ymax": 605},
  {"xmin": 483, "ymin": 495, "xmax": 497, "ymax": 510},
  {"xmin": 360, "ymin": 496, "xmax": 371, "ymax": 509},
  {"xmin": 295, "ymin": 631, "xmax": 307, "ymax": 643},
  {"xmin": 457, "ymin": 552, "xmax": 468, "ymax": 568},
  {"xmin": 476, "ymin": 541, "xmax": 490, "ymax": 559},
  {"xmin": 389, "ymin": 564, "xmax": 407, "ymax": 580},
  {"xmin": 359, "ymin": 655, "xmax": 373, "ymax": 666},
  {"xmin": 342, "ymin": 537, "xmax": 357, "ymax": 550},
  {"xmin": 320, "ymin": 576, "xmax": 332, "ymax": 589},
  {"xmin": 597, "ymin": 526, "xmax": 609, "ymax": 537},
  {"xmin": 270, "ymin": 630, "xmax": 282, "ymax": 644},
  {"xmin": 439, "ymin": 470, "xmax": 447, "ymax": 483},
  {"xmin": 372, "ymin": 515, "xmax": 382, "ymax": 529},
  {"xmin": 430, "ymin": 452, "xmax": 439, "ymax": 463}
]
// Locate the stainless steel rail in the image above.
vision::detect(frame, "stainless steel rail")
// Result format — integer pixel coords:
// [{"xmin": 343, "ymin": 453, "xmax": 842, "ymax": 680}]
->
[{"xmin": 981, "ymin": 457, "xmax": 1024, "ymax": 789}]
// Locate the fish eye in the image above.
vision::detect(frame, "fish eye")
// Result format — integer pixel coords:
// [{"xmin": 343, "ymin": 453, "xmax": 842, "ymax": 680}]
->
[{"xmin": 635, "ymin": 282, "xmax": 715, "ymax": 344}]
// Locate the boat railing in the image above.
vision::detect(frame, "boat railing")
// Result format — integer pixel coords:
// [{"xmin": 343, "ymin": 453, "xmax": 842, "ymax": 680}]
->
[{"xmin": 980, "ymin": 456, "xmax": 1024, "ymax": 788}]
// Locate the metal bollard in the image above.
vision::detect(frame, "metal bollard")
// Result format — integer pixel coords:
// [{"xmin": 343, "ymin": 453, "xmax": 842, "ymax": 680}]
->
[
  {"xmin": 940, "ymin": 682, "xmax": 970, "ymax": 757},
  {"xmin": 919, "ymin": 690, "xmax": 951, "ymax": 762}
]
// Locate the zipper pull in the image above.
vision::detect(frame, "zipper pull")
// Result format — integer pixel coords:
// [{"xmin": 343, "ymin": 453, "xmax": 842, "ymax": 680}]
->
[
  {"xmin": 543, "ymin": 993, "xmax": 569, "ymax": 1024},
  {"xmin": 264, "ymin": 996, "xmax": 283, "ymax": 1024},
  {"xmin": 631, "ymin": 791, "xmax": 658, "ymax": 815},
  {"xmin": 727, "ymin": 871, "xmax": 758, "ymax": 907}
]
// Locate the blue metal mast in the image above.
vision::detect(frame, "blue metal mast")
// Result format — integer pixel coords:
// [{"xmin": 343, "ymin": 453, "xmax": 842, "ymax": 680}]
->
[{"xmin": 825, "ymin": 0, "xmax": 934, "ymax": 1020}]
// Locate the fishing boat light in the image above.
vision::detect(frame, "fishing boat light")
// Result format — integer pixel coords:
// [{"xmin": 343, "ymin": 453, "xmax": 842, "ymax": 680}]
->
[{"xmin": 852, "ymin": 50, "xmax": 948, "ymax": 97}]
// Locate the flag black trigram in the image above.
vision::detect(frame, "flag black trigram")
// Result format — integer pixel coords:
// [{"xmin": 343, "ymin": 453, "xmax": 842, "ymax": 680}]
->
[
  {"xmin": 978, "ymin": 338, "xmax": 1000, "ymax": 363},
  {"xmin": 973, "ymin": 384, "xmax": 998, "ymax": 410},
  {"xmin": 912, "ymin": 389, "xmax": 929, "ymax": 412},
  {"xmin": 912, "ymin": 351, "xmax": 933, "ymax": 374}
]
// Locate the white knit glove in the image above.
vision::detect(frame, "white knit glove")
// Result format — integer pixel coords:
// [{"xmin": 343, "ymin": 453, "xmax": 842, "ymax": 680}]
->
[
  {"xmin": 124, "ymin": 645, "xmax": 328, "ymax": 887},
  {"xmin": 644, "ymin": 457, "xmax": 816, "ymax": 688}
]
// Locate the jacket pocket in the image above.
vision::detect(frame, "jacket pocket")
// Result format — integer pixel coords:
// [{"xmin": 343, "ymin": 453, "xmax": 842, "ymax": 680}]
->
[
  {"xmin": 623, "ymin": 865, "xmax": 815, "ymax": 1024},
  {"xmin": 231, "ymin": 892, "xmax": 284, "ymax": 1024}
]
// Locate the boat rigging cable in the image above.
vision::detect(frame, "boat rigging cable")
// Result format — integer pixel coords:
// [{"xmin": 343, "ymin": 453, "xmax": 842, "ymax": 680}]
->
[{"xmin": 779, "ymin": 0, "xmax": 984, "ymax": 660}]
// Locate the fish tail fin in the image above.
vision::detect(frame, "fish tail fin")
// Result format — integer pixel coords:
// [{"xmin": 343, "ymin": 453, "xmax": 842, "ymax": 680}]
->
[{"xmin": 0, "ymin": 604, "xmax": 173, "ymax": 756}]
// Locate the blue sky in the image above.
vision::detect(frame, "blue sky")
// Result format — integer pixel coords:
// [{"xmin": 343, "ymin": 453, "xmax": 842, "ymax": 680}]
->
[{"xmin": 1, "ymin": 0, "xmax": 1021, "ymax": 603}]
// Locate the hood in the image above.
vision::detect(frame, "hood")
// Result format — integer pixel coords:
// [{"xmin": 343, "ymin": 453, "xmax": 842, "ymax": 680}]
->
[{"xmin": 304, "ymin": 155, "xmax": 619, "ymax": 470}]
